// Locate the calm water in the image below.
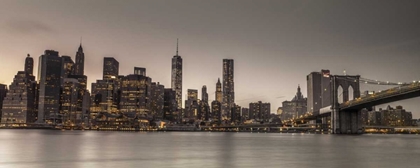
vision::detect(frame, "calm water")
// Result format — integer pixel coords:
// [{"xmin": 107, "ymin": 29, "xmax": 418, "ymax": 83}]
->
[{"xmin": 0, "ymin": 130, "xmax": 420, "ymax": 168}]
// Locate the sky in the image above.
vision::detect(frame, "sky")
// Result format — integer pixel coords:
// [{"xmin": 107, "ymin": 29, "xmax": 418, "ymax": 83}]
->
[{"xmin": 0, "ymin": 0, "xmax": 419, "ymax": 117}]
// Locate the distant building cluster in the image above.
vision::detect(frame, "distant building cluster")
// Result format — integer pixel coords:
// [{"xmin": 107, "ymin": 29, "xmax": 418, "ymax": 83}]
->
[
  {"xmin": 0, "ymin": 40, "xmax": 281, "ymax": 129},
  {"xmin": 361, "ymin": 105, "xmax": 413, "ymax": 127}
]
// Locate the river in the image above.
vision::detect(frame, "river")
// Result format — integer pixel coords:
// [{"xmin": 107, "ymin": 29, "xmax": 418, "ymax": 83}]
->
[{"xmin": 0, "ymin": 130, "xmax": 419, "ymax": 168}]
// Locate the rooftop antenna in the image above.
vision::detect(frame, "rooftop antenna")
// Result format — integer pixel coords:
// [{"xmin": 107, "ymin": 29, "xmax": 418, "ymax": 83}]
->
[{"xmin": 176, "ymin": 38, "xmax": 179, "ymax": 56}]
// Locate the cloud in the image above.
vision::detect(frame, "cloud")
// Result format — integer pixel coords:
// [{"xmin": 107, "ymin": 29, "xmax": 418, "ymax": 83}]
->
[{"xmin": 5, "ymin": 19, "xmax": 56, "ymax": 35}]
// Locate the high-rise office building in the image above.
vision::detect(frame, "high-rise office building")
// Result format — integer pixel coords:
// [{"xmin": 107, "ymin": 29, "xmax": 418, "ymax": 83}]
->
[
  {"xmin": 307, "ymin": 69, "xmax": 331, "ymax": 115},
  {"xmin": 201, "ymin": 85, "xmax": 208, "ymax": 104},
  {"xmin": 215, "ymin": 78, "xmax": 222, "ymax": 102},
  {"xmin": 163, "ymin": 88, "xmax": 178, "ymax": 122},
  {"xmin": 73, "ymin": 44, "xmax": 85, "ymax": 75},
  {"xmin": 1, "ymin": 71, "xmax": 37, "ymax": 124},
  {"xmin": 171, "ymin": 39, "xmax": 183, "ymax": 110},
  {"xmin": 134, "ymin": 67, "xmax": 146, "ymax": 76},
  {"xmin": 60, "ymin": 78, "xmax": 80, "ymax": 126},
  {"xmin": 231, "ymin": 104, "xmax": 241, "ymax": 124},
  {"xmin": 103, "ymin": 57, "xmax": 119, "ymax": 80},
  {"xmin": 198, "ymin": 101, "xmax": 210, "ymax": 121},
  {"xmin": 185, "ymin": 89, "xmax": 198, "ymax": 119},
  {"xmin": 37, "ymin": 50, "xmax": 62, "ymax": 124},
  {"xmin": 61, "ymin": 56, "xmax": 74, "ymax": 82},
  {"xmin": 222, "ymin": 59, "xmax": 234, "ymax": 120},
  {"xmin": 119, "ymin": 74, "xmax": 151, "ymax": 114},
  {"xmin": 25, "ymin": 54, "xmax": 34, "ymax": 76},
  {"xmin": 249, "ymin": 101, "xmax": 271, "ymax": 122},
  {"xmin": 151, "ymin": 82, "xmax": 164, "ymax": 119}
]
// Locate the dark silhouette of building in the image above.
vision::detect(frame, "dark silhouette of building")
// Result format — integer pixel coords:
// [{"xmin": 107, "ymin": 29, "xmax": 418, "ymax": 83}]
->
[
  {"xmin": 150, "ymin": 82, "xmax": 164, "ymax": 120},
  {"xmin": 198, "ymin": 100, "xmax": 210, "ymax": 121},
  {"xmin": 171, "ymin": 39, "xmax": 183, "ymax": 113},
  {"xmin": 222, "ymin": 59, "xmax": 234, "ymax": 120},
  {"xmin": 241, "ymin": 107, "xmax": 249, "ymax": 120},
  {"xmin": 1, "ymin": 71, "xmax": 37, "ymax": 124},
  {"xmin": 0, "ymin": 84, "xmax": 8, "ymax": 122},
  {"xmin": 25, "ymin": 54, "xmax": 34, "ymax": 76},
  {"xmin": 231, "ymin": 104, "xmax": 241, "ymax": 124},
  {"xmin": 73, "ymin": 44, "xmax": 85, "ymax": 75},
  {"xmin": 60, "ymin": 78, "xmax": 80, "ymax": 125},
  {"xmin": 103, "ymin": 57, "xmax": 119, "ymax": 80},
  {"xmin": 249, "ymin": 101, "xmax": 271, "ymax": 122},
  {"xmin": 281, "ymin": 85, "xmax": 307, "ymax": 120},
  {"xmin": 134, "ymin": 67, "xmax": 146, "ymax": 76},
  {"xmin": 201, "ymin": 85, "xmax": 208, "ymax": 104},
  {"xmin": 163, "ymin": 88, "xmax": 177, "ymax": 122},
  {"xmin": 37, "ymin": 50, "xmax": 62, "ymax": 124},
  {"xmin": 61, "ymin": 56, "xmax": 74, "ymax": 83}
]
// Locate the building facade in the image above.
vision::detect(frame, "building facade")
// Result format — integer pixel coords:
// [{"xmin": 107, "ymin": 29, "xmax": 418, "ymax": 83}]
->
[
  {"xmin": 171, "ymin": 40, "xmax": 183, "ymax": 111},
  {"xmin": 249, "ymin": 101, "xmax": 271, "ymax": 122},
  {"xmin": 103, "ymin": 57, "xmax": 119, "ymax": 80},
  {"xmin": 222, "ymin": 59, "xmax": 234, "ymax": 120},
  {"xmin": 281, "ymin": 85, "xmax": 307, "ymax": 120},
  {"xmin": 1, "ymin": 71, "xmax": 37, "ymax": 124},
  {"xmin": 37, "ymin": 50, "xmax": 62, "ymax": 124},
  {"xmin": 150, "ymin": 82, "xmax": 164, "ymax": 120},
  {"xmin": 163, "ymin": 88, "xmax": 178, "ymax": 122}
]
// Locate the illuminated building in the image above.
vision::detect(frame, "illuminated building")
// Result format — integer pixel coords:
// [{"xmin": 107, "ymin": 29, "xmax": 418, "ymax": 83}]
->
[
  {"xmin": 281, "ymin": 85, "xmax": 307, "ymax": 120},
  {"xmin": 37, "ymin": 50, "xmax": 62, "ymax": 124},
  {"xmin": 211, "ymin": 100, "xmax": 221, "ymax": 124},
  {"xmin": 185, "ymin": 89, "xmax": 198, "ymax": 119},
  {"xmin": 61, "ymin": 56, "xmax": 74, "ymax": 83},
  {"xmin": 222, "ymin": 59, "xmax": 234, "ymax": 120},
  {"xmin": 307, "ymin": 69, "xmax": 330, "ymax": 115},
  {"xmin": 73, "ymin": 44, "xmax": 85, "ymax": 75},
  {"xmin": 215, "ymin": 78, "xmax": 222, "ymax": 102},
  {"xmin": 59, "ymin": 78, "xmax": 81, "ymax": 126},
  {"xmin": 163, "ymin": 88, "xmax": 178, "ymax": 122},
  {"xmin": 171, "ymin": 39, "xmax": 183, "ymax": 111},
  {"xmin": 119, "ymin": 74, "xmax": 151, "ymax": 115},
  {"xmin": 103, "ymin": 57, "xmax": 119, "ymax": 80},
  {"xmin": 198, "ymin": 100, "xmax": 210, "ymax": 121},
  {"xmin": 134, "ymin": 67, "xmax": 146, "ymax": 76},
  {"xmin": 249, "ymin": 101, "xmax": 271, "ymax": 122},
  {"xmin": 150, "ymin": 82, "xmax": 164, "ymax": 119},
  {"xmin": 1, "ymin": 71, "xmax": 37, "ymax": 124}
]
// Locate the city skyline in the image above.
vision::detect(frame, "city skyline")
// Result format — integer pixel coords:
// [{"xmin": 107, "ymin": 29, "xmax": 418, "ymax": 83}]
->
[{"xmin": 1, "ymin": 0, "xmax": 420, "ymax": 117}]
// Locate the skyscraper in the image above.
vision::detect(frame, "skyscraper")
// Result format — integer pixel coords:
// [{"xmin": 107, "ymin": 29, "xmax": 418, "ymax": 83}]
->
[
  {"xmin": 215, "ymin": 78, "xmax": 222, "ymax": 102},
  {"xmin": 185, "ymin": 89, "xmax": 198, "ymax": 119},
  {"xmin": 211, "ymin": 100, "xmax": 221, "ymax": 124},
  {"xmin": 61, "ymin": 56, "xmax": 74, "ymax": 82},
  {"xmin": 171, "ymin": 39, "xmax": 183, "ymax": 111},
  {"xmin": 281, "ymin": 85, "xmax": 307, "ymax": 120},
  {"xmin": 119, "ymin": 74, "xmax": 151, "ymax": 114},
  {"xmin": 103, "ymin": 57, "xmax": 119, "ymax": 80},
  {"xmin": 163, "ymin": 88, "xmax": 178, "ymax": 122},
  {"xmin": 37, "ymin": 50, "xmax": 62, "ymax": 124},
  {"xmin": 307, "ymin": 69, "xmax": 330, "ymax": 115},
  {"xmin": 60, "ymin": 78, "xmax": 80, "ymax": 126},
  {"xmin": 201, "ymin": 85, "xmax": 208, "ymax": 104},
  {"xmin": 222, "ymin": 59, "xmax": 234, "ymax": 120},
  {"xmin": 25, "ymin": 54, "xmax": 34, "ymax": 76},
  {"xmin": 0, "ymin": 84, "xmax": 8, "ymax": 122},
  {"xmin": 150, "ymin": 82, "xmax": 165, "ymax": 120},
  {"xmin": 73, "ymin": 43, "xmax": 85, "ymax": 75}
]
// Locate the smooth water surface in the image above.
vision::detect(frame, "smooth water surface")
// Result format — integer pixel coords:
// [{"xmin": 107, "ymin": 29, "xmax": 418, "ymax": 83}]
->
[{"xmin": 0, "ymin": 130, "xmax": 419, "ymax": 168}]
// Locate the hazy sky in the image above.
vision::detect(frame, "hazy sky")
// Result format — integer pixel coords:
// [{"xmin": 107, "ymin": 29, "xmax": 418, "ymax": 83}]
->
[{"xmin": 1, "ymin": 0, "xmax": 419, "ymax": 117}]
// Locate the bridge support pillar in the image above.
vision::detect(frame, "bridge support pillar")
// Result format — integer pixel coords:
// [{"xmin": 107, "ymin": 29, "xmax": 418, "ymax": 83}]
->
[{"xmin": 331, "ymin": 109, "xmax": 363, "ymax": 134}]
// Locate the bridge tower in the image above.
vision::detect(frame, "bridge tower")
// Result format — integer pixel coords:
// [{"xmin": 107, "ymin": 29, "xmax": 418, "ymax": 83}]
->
[{"xmin": 331, "ymin": 75, "xmax": 361, "ymax": 134}]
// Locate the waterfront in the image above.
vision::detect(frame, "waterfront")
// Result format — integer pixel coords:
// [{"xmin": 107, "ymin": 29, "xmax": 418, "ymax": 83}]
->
[{"xmin": 0, "ymin": 130, "xmax": 420, "ymax": 168}]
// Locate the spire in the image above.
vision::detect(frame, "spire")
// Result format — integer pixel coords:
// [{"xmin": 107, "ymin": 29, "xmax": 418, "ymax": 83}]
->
[
  {"xmin": 176, "ymin": 38, "xmax": 179, "ymax": 56},
  {"xmin": 217, "ymin": 78, "xmax": 220, "ymax": 83},
  {"xmin": 78, "ymin": 37, "xmax": 83, "ymax": 52},
  {"xmin": 27, "ymin": 53, "xmax": 30, "ymax": 57}
]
